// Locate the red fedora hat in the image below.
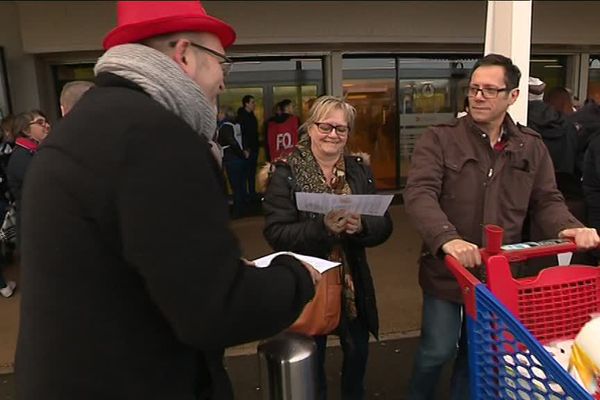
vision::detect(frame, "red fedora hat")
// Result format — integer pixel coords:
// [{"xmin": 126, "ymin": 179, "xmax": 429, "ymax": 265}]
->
[{"xmin": 103, "ymin": 1, "xmax": 236, "ymax": 50}]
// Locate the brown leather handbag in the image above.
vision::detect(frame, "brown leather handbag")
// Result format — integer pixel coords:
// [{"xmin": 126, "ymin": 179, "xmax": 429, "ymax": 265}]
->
[{"xmin": 288, "ymin": 266, "xmax": 342, "ymax": 336}]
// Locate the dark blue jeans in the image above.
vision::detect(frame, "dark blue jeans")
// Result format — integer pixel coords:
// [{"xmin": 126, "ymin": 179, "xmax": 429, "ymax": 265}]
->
[
  {"xmin": 244, "ymin": 151, "xmax": 258, "ymax": 198},
  {"xmin": 407, "ymin": 293, "xmax": 470, "ymax": 400},
  {"xmin": 314, "ymin": 317, "xmax": 370, "ymax": 400},
  {"xmin": 224, "ymin": 159, "xmax": 247, "ymax": 218}
]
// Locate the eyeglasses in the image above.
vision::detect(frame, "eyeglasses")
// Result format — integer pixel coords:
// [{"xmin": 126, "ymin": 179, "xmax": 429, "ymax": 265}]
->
[
  {"xmin": 169, "ymin": 40, "xmax": 233, "ymax": 77},
  {"xmin": 29, "ymin": 118, "xmax": 48, "ymax": 126},
  {"xmin": 315, "ymin": 122, "xmax": 350, "ymax": 136},
  {"xmin": 468, "ymin": 86, "xmax": 511, "ymax": 99}
]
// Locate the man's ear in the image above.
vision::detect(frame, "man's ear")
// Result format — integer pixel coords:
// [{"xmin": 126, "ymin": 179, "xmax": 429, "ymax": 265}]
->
[
  {"xmin": 171, "ymin": 39, "xmax": 191, "ymax": 69},
  {"xmin": 509, "ymin": 88, "xmax": 520, "ymax": 105}
]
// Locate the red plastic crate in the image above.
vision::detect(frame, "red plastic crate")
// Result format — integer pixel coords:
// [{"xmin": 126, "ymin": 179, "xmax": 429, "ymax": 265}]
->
[{"xmin": 485, "ymin": 254, "xmax": 600, "ymax": 344}]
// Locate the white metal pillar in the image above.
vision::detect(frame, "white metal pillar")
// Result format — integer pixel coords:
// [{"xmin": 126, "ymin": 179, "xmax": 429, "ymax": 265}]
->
[{"xmin": 484, "ymin": 0, "xmax": 532, "ymax": 124}]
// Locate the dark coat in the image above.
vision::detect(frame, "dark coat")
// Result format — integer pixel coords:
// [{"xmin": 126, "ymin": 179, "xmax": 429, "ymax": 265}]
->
[
  {"xmin": 15, "ymin": 73, "xmax": 315, "ymax": 400},
  {"xmin": 262, "ymin": 153, "xmax": 393, "ymax": 338},
  {"xmin": 217, "ymin": 121, "xmax": 245, "ymax": 162},
  {"xmin": 403, "ymin": 115, "xmax": 582, "ymax": 303},
  {"xmin": 6, "ymin": 144, "xmax": 34, "ymax": 208},
  {"xmin": 527, "ymin": 101, "xmax": 582, "ymax": 200},
  {"xmin": 583, "ymin": 134, "xmax": 600, "ymax": 232},
  {"xmin": 237, "ymin": 107, "xmax": 259, "ymax": 152}
]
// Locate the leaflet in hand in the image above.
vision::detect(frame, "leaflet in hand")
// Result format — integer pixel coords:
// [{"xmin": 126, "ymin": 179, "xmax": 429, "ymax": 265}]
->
[
  {"xmin": 252, "ymin": 251, "xmax": 340, "ymax": 273},
  {"xmin": 295, "ymin": 192, "xmax": 393, "ymax": 216}
]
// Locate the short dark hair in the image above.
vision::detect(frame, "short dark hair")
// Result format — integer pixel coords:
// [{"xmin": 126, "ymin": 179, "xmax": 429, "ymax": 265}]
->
[
  {"xmin": 242, "ymin": 95, "xmax": 254, "ymax": 106},
  {"xmin": 277, "ymin": 99, "xmax": 292, "ymax": 113},
  {"xmin": 471, "ymin": 54, "xmax": 521, "ymax": 90}
]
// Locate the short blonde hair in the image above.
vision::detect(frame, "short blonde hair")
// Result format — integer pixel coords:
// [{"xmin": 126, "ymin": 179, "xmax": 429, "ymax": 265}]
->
[{"xmin": 299, "ymin": 95, "xmax": 356, "ymax": 135}]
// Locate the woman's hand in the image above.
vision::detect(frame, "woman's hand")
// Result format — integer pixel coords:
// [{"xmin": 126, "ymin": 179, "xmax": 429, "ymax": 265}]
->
[
  {"xmin": 345, "ymin": 212, "xmax": 362, "ymax": 235},
  {"xmin": 324, "ymin": 210, "xmax": 347, "ymax": 234}
]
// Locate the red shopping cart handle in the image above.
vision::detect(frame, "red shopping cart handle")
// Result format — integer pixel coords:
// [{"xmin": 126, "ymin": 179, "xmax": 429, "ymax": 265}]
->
[
  {"xmin": 493, "ymin": 238, "xmax": 578, "ymax": 263},
  {"xmin": 446, "ymin": 238, "xmax": 579, "ymax": 282},
  {"xmin": 445, "ymin": 237, "xmax": 580, "ymax": 318}
]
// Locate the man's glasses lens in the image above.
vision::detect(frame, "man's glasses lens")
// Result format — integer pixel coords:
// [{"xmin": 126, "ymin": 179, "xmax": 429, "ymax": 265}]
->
[
  {"xmin": 316, "ymin": 123, "xmax": 349, "ymax": 135},
  {"xmin": 468, "ymin": 86, "xmax": 507, "ymax": 99}
]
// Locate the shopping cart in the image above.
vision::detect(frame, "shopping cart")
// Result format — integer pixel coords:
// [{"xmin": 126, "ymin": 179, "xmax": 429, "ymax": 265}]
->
[{"xmin": 445, "ymin": 225, "xmax": 600, "ymax": 400}]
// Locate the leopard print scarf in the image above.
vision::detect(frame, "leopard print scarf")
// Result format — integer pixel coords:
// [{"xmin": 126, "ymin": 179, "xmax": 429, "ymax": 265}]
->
[{"xmin": 286, "ymin": 136, "xmax": 357, "ymax": 320}]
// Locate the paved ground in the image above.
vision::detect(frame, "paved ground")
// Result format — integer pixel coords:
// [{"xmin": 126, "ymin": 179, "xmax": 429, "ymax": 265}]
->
[{"xmin": 0, "ymin": 336, "xmax": 452, "ymax": 400}]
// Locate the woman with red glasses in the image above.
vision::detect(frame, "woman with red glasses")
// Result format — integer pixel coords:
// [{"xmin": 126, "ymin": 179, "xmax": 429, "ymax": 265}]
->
[{"xmin": 6, "ymin": 110, "xmax": 50, "ymax": 247}]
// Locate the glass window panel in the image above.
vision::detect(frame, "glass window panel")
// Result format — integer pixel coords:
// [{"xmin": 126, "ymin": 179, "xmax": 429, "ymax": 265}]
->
[
  {"xmin": 51, "ymin": 63, "xmax": 95, "ymax": 113},
  {"xmin": 397, "ymin": 57, "xmax": 474, "ymax": 186},
  {"xmin": 343, "ymin": 58, "xmax": 397, "ymax": 190},
  {"xmin": 588, "ymin": 56, "xmax": 600, "ymax": 103},
  {"xmin": 529, "ymin": 56, "xmax": 568, "ymax": 90},
  {"xmin": 272, "ymin": 85, "xmax": 318, "ymax": 123}
]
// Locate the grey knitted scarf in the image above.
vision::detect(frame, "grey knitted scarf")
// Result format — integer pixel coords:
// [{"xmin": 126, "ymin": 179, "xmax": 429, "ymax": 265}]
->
[{"xmin": 94, "ymin": 43, "xmax": 222, "ymax": 163}]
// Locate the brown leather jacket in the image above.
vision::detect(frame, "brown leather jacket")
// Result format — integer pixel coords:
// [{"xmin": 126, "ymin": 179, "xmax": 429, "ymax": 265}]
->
[{"xmin": 403, "ymin": 114, "xmax": 583, "ymax": 303}]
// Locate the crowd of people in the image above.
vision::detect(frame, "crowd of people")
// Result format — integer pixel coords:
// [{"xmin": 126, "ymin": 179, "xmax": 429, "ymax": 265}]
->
[
  {"xmin": 0, "ymin": 81, "xmax": 93, "ymax": 299},
  {"xmin": 3, "ymin": 1, "xmax": 600, "ymax": 400}
]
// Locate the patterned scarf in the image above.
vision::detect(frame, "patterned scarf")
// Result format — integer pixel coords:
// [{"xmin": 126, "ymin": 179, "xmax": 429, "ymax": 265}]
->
[
  {"xmin": 287, "ymin": 136, "xmax": 357, "ymax": 319},
  {"xmin": 94, "ymin": 43, "xmax": 222, "ymax": 165}
]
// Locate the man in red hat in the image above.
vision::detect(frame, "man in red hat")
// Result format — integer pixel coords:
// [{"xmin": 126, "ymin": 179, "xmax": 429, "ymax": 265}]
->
[{"xmin": 15, "ymin": 2, "xmax": 319, "ymax": 400}]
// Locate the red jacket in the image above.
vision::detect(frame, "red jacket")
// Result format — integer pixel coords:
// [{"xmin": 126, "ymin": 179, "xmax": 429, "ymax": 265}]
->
[{"xmin": 267, "ymin": 114, "xmax": 299, "ymax": 161}]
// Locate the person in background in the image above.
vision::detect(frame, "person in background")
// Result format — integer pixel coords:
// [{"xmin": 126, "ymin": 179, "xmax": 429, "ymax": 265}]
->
[
  {"xmin": 266, "ymin": 99, "xmax": 300, "ymax": 161},
  {"xmin": 237, "ymin": 94, "xmax": 260, "ymax": 204},
  {"xmin": 6, "ymin": 111, "xmax": 50, "ymax": 239},
  {"xmin": 579, "ymin": 98, "xmax": 600, "ymax": 262},
  {"xmin": 60, "ymin": 80, "xmax": 95, "ymax": 116},
  {"xmin": 262, "ymin": 96, "xmax": 393, "ymax": 400},
  {"xmin": 404, "ymin": 54, "xmax": 599, "ymax": 400},
  {"xmin": 15, "ymin": 2, "xmax": 319, "ymax": 399},
  {"xmin": 0, "ymin": 115, "xmax": 14, "ymax": 201},
  {"xmin": 217, "ymin": 106, "xmax": 247, "ymax": 218},
  {"xmin": 527, "ymin": 78, "xmax": 582, "ymax": 211},
  {"xmin": 0, "ymin": 115, "xmax": 15, "ymax": 298},
  {"xmin": 544, "ymin": 86, "xmax": 576, "ymax": 117}
]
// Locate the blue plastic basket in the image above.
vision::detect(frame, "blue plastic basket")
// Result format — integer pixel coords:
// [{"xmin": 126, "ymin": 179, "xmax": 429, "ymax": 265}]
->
[{"xmin": 467, "ymin": 283, "xmax": 593, "ymax": 399}]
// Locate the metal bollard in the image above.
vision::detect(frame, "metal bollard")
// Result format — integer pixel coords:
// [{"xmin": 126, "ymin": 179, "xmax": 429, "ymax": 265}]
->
[{"xmin": 257, "ymin": 331, "xmax": 317, "ymax": 400}]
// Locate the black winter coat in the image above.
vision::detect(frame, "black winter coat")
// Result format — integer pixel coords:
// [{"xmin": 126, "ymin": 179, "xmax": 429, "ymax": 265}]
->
[
  {"xmin": 15, "ymin": 73, "xmax": 315, "ymax": 400},
  {"xmin": 583, "ymin": 135, "xmax": 600, "ymax": 229},
  {"xmin": 237, "ymin": 108, "xmax": 259, "ymax": 152},
  {"xmin": 527, "ymin": 101, "xmax": 582, "ymax": 200},
  {"xmin": 262, "ymin": 154, "xmax": 393, "ymax": 338},
  {"xmin": 6, "ymin": 144, "xmax": 34, "ymax": 208}
]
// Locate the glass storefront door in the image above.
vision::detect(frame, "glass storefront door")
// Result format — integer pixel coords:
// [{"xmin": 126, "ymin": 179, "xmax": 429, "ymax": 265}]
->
[
  {"xmin": 529, "ymin": 55, "xmax": 568, "ymax": 91},
  {"xmin": 343, "ymin": 56, "xmax": 476, "ymax": 189},
  {"xmin": 218, "ymin": 57, "xmax": 324, "ymax": 163},
  {"xmin": 397, "ymin": 58, "xmax": 475, "ymax": 186},
  {"xmin": 343, "ymin": 58, "xmax": 397, "ymax": 190}
]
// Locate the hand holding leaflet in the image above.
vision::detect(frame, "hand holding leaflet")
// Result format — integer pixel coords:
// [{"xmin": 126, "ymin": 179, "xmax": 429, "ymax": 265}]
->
[{"xmin": 295, "ymin": 192, "xmax": 393, "ymax": 216}]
